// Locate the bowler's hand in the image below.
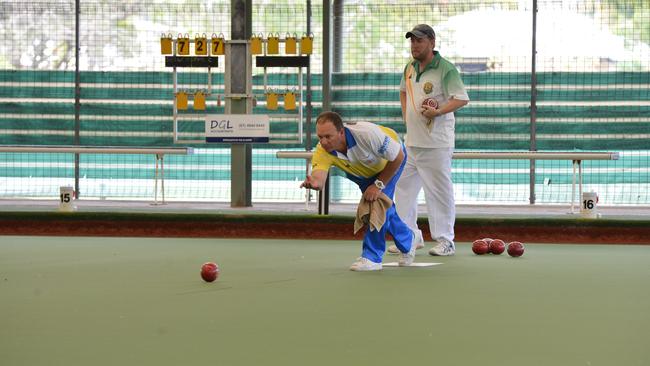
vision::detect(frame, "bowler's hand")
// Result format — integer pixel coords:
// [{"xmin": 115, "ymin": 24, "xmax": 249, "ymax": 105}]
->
[
  {"xmin": 421, "ymin": 105, "xmax": 441, "ymax": 119},
  {"xmin": 363, "ymin": 185, "xmax": 382, "ymax": 202},
  {"xmin": 300, "ymin": 175, "xmax": 321, "ymax": 190}
]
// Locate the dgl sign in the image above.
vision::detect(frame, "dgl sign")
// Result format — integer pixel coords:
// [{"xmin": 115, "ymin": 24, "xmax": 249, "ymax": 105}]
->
[
  {"xmin": 205, "ymin": 114, "xmax": 269, "ymax": 143},
  {"xmin": 210, "ymin": 119, "xmax": 233, "ymax": 130}
]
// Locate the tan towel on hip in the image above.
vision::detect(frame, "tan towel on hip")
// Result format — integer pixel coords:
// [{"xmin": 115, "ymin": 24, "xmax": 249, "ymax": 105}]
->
[{"xmin": 353, "ymin": 193, "xmax": 393, "ymax": 234}]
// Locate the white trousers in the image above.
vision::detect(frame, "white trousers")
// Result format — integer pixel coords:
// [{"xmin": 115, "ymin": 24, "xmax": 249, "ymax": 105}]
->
[{"xmin": 395, "ymin": 146, "xmax": 455, "ymax": 245}]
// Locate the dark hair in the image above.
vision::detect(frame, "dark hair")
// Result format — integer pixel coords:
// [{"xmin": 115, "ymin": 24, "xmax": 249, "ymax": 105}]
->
[{"xmin": 316, "ymin": 111, "xmax": 344, "ymax": 131}]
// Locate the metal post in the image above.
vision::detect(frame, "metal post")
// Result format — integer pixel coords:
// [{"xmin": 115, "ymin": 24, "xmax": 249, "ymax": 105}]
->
[
  {"xmin": 154, "ymin": 155, "xmax": 159, "ymax": 204},
  {"xmin": 529, "ymin": 0, "xmax": 538, "ymax": 205},
  {"xmin": 318, "ymin": 0, "xmax": 332, "ymax": 215},
  {"xmin": 298, "ymin": 67, "xmax": 304, "ymax": 143},
  {"xmin": 74, "ymin": 0, "xmax": 81, "ymax": 199},
  {"xmin": 305, "ymin": 0, "xmax": 313, "ymax": 151},
  {"xmin": 230, "ymin": 0, "xmax": 253, "ymax": 207},
  {"xmin": 571, "ymin": 160, "xmax": 577, "ymax": 213},
  {"xmin": 578, "ymin": 160, "xmax": 583, "ymax": 208},
  {"xmin": 333, "ymin": 0, "xmax": 343, "ymax": 72},
  {"xmin": 319, "ymin": 174, "xmax": 330, "ymax": 215},
  {"xmin": 160, "ymin": 154, "xmax": 165, "ymax": 204},
  {"xmin": 172, "ymin": 39, "xmax": 178, "ymax": 143},
  {"xmin": 322, "ymin": 0, "xmax": 332, "ymax": 113}
]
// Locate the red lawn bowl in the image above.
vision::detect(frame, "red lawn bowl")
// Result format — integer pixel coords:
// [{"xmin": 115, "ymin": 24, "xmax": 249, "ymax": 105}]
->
[
  {"xmin": 482, "ymin": 238, "xmax": 493, "ymax": 247},
  {"xmin": 507, "ymin": 242, "xmax": 525, "ymax": 257},
  {"xmin": 489, "ymin": 239, "xmax": 506, "ymax": 255},
  {"xmin": 421, "ymin": 98, "xmax": 439, "ymax": 109},
  {"xmin": 200, "ymin": 262, "xmax": 220, "ymax": 282},
  {"xmin": 472, "ymin": 240, "xmax": 490, "ymax": 255}
]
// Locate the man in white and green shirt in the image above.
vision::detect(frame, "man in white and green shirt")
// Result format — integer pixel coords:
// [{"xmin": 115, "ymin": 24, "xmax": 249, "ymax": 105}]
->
[{"xmin": 389, "ymin": 24, "xmax": 469, "ymax": 256}]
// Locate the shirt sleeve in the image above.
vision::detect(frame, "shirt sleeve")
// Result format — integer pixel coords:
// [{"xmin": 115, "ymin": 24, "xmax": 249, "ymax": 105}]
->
[
  {"xmin": 311, "ymin": 145, "xmax": 333, "ymax": 172},
  {"xmin": 369, "ymin": 127, "xmax": 401, "ymax": 162},
  {"xmin": 443, "ymin": 66, "xmax": 470, "ymax": 101}
]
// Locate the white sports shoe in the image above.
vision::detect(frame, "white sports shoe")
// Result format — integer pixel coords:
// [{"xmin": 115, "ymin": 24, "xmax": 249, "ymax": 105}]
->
[
  {"xmin": 349, "ymin": 257, "xmax": 364, "ymax": 268},
  {"xmin": 349, "ymin": 257, "xmax": 382, "ymax": 271},
  {"xmin": 387, "ymin": 231, "xmax": 424, "ymax": 254},
  {"xmin": 398, "ymin": 241, "xmax": 417, "ymax": 267},
  {"xmin": 428, "ymin": 240, "xmax": 456, "ymax": 256}
]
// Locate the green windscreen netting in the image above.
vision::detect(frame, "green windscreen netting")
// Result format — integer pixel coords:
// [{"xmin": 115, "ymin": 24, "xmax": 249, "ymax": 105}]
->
[{"xmin": 0, "ymin": 0, "xmax": 648, "ymax": 204}]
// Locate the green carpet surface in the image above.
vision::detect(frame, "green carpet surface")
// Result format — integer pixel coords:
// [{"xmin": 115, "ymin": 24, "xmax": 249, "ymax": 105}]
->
[{"xmin": 1, "ymin": 236, "xmax": 649, "ymax": 366}]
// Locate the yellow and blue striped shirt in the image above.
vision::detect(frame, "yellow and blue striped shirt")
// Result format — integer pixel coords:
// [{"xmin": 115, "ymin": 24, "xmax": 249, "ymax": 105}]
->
[{"xmin": 312, "ymin": 122, "xmax": 402, "ymax": 180}]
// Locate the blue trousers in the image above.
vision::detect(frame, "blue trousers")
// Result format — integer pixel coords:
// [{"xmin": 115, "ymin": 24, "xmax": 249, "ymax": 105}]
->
[{"xmin": 352, "ymin": 148, "xmax": 413, "ymax": 263}]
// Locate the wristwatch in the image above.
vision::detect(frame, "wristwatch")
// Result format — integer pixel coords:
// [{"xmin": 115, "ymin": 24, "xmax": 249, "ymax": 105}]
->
[{"xmin": 374, "ymin": 179, "xmax": 385, "ymax": 190}]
